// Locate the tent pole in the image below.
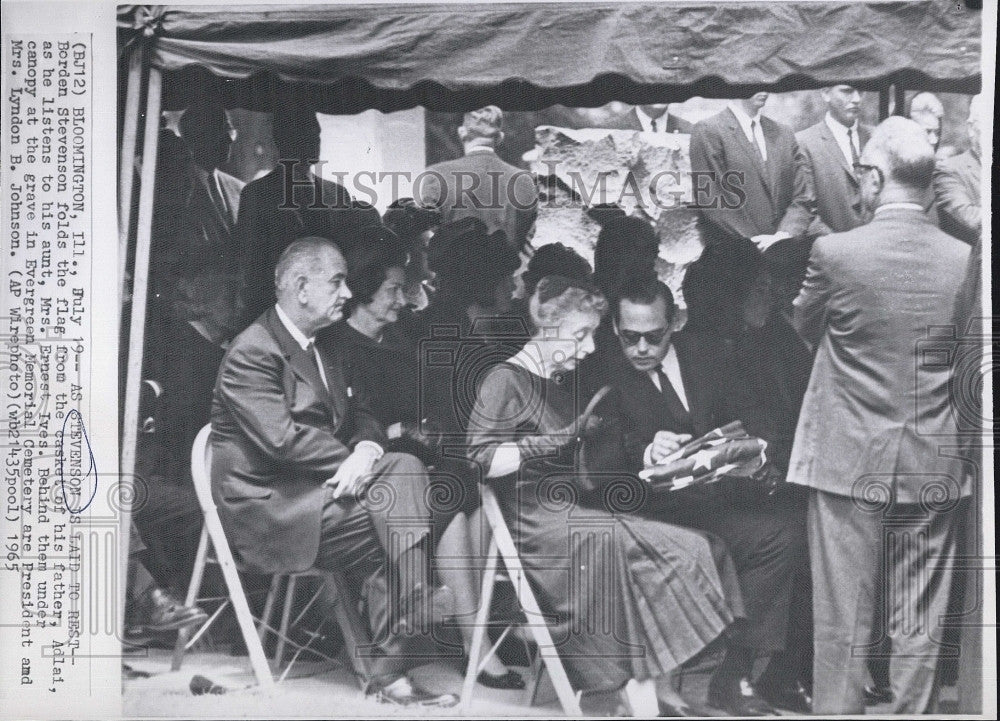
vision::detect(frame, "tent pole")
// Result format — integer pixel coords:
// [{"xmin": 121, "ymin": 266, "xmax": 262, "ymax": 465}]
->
[
  {"xmin": 119, "ymin": 66, "xmax": 162, "ymax": 642},
  {"xmin": 879, "ymin": 86, "xmax": 892, "ymax": 120},
  {"xmin": 893, "ymin": 83, "xmax": 907, "ymax": 117},
  {"xmin": 118, "ymin": 44, "xmax": 144, "ymax": 309}
]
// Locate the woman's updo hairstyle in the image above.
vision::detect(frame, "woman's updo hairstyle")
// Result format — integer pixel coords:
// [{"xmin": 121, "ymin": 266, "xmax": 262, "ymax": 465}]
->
[{"xmin": 529, "ymin": 275, "xmax": 607, "ymax": 329}]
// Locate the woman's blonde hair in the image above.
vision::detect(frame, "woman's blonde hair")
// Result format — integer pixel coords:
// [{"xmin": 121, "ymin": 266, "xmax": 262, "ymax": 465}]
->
[{"xmin": 528, "ymin": 275, "xmax": 607, "ymax": 328}]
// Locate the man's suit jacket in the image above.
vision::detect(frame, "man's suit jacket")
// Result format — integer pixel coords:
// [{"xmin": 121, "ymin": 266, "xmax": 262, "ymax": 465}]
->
[
  {"xmin": 605, "ymin": 108, "xmax": 693, "ymax": 134},
  {"xmin": 689, "ymin": 107, "xmax": 815, "ymax": 242},
  {"xmin": 606, "ymin": 331, "xmax": 761, "ymax": 473},
  {"xmin": 933, "ymin": 149, "xmax": 981, "ymax": 245},
  {"xmin": 152, "ymin": 160, "xmax": 245, "ymax": 274},
  {"xmin": 419, "ymin": 150, "xmax": 538, "ymax": 251},
  {"xmin": 210, "ymin": 307, "xmax": 386, "ymax": 574},
  {"xmin": 788, "ymin": 207, "xmax": 971, "ymax": 503},
  {"xmin": 236, "ymin": 169, "xmax": 381, "ymax": 325},
  {"xmin": 796, "ymin": 120, "xmax": 871, "ymax": 234}
]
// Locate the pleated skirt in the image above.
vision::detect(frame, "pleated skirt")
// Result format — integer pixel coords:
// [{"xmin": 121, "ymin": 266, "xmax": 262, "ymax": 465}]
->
[{"xmin": 499, "ymin": 487, "xmax": 745, "ymax": 694}]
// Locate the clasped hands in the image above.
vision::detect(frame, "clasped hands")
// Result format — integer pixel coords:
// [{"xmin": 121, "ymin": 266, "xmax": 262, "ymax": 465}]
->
[{"xmin": 323, "ymin": 443, "xmax": 382, "ymax": 499}]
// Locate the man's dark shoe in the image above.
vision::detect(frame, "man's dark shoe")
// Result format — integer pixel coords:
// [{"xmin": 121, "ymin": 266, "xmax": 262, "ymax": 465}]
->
[
  {"xmin": 130, "ymin": 587, "xmax": 208, "ymax": 633},
  {"xmin": 370, "ymin": 676, "xmax": 459, "ymax": 707},
  {"xmin": 708, "ymin": 677, "xmax": 775, "ymax": 717},
  {"xmin": 864, "ymin": 683, "xmax": 894, "ymax": 706},
  {"xmin": 756, "ymin": 677, "xmax": 812, "ymax": 714}
]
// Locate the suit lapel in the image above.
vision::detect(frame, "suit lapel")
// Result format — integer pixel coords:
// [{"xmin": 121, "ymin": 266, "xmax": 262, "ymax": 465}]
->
[
  {"xmin": 672, "ymin": 335, "xmax": 711, "ymax": 435},
  {"xmin": 725, "ymin": 109, "xmax": 774, "ymax": 205},
  {"xmin": 819, "ymin": 122, "xmax": 858, "ymax": 185},
  {"xmin": 265, "ymin": 310, "xmax": 340, "ymax": 424}
]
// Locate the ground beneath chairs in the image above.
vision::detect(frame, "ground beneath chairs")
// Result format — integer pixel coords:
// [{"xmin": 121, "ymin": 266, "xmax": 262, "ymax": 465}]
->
[
  {"xmin": 123, "ymin": 646, "xmax": 961, "ymax": 716},
  {"xmin": 123, "ymin": 648, "xmax": 553, "ymax": 717}
]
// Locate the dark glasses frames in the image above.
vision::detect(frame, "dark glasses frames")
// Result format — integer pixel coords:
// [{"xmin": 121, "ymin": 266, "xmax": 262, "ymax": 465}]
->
[{"xmin": 618, "ymin": 328, "xmax": 669, "ymax": 346}]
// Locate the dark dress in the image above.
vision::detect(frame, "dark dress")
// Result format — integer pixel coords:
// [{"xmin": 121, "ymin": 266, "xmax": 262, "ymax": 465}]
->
[
  {"xmin": 319, "ymin": 317, "xmax": 484, "ymax": 517},
  {"xmin": 466, "ymin": 361, "xmax": 743, "ymax": 694}
]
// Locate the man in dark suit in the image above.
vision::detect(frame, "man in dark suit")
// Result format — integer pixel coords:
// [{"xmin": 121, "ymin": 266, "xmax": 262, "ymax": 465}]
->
[
  {"xmin": 211, "ymin": 237, "xmax": 457, "ymax": 707},
  {"xmin": 148, "ymin": 103, "xmax": 245, "ymax": 309},
  {"xmin": 797, "ymin": 85, "xmax": 871, "ymax": 234},
  {"xmin": 605, "ymin": 103, "xmax": 693, "ymax": 134},
  {"xmin": 236, "ymin": 106, "xmax": 381, "ymax": 326},
  {"xmin": 419, "ymin": 106, "xmax": 538, "ymax": 253},
  {"xmin": 789, "ymin": 117, "xmax": 971, "ymax": 714},
  {"xmin": 688, "ymin": 92, "xmax": 817, "ymax": 324},
  {"xmin": 591, "ymin": 278, "xmax": 809, "ymax": 716},
  {"xmin": 933, "ymin": 94, "xmax": 982, "ymax": 245}
]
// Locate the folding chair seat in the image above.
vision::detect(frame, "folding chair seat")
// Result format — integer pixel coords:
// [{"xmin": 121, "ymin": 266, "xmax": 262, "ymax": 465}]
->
[
  {"xmin": 461, "ymin": 484, "xmax": 582, "ymax": 715},
  {"xmin": 171, "ymin": 425, "xmax": 370, "ymax": 687}
]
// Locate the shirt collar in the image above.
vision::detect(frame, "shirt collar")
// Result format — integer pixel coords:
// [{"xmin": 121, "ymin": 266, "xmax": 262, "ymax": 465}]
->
[
  {"xmin": 465, "ymin": 146, "xmax": 496, "ymax": 154},
  {"xmin": 824, "ymin": 112, "xmax": 858, "ymax": 138},
  {"xmin": 275, "ymin": 303, "xmax": 314, "ymax": 350},
  {"xmin": 728, "ymin": 102, "xmax": 761, "ymax": 131},
  {"xmin": 635, "ymin": 106, "xmax": 667, "ymax": 132},
  {"xmin": 874, "ymin": 202, "xmax": 925, "ymax": 215}
]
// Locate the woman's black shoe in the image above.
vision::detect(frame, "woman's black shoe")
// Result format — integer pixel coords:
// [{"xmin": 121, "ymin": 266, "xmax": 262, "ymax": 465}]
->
[{"xmin": 477, "ymin": 669, "xmax": 526, "ymax": 690}]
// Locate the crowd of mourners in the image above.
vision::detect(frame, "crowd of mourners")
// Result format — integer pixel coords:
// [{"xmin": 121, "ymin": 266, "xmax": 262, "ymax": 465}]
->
[{"xmin": 124, "ymin": 90, "xmax": 983, "ymax": 715}]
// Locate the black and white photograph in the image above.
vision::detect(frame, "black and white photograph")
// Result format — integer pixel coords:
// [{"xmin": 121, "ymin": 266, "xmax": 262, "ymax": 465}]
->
[{"xmin": 1, "ymin": 0, "xmax": 994, "ymax": 718}]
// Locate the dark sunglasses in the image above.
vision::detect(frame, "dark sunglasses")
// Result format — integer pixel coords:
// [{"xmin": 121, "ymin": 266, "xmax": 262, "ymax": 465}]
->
[{"xmin": 618, "ymin": 328, "xmax": 670, "ymax": 346}]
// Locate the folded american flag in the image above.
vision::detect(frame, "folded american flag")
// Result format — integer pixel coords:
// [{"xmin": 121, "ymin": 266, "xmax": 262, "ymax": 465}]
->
[{"xmin": 637, "ymin": 421, "xmax": 768, "ymax": 492}]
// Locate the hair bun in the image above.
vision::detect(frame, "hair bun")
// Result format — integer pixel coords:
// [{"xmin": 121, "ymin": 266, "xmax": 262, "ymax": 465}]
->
[{"xmin": 536, "ymin": 274, "xmax": 600, "ymax": 305}]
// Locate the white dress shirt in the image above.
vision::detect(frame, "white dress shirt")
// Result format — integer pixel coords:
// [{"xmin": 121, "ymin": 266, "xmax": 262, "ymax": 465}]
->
[
  {"xmin": 643, "ymin": 345, "xmax": 690, "ymax": 466},
  {"xmin": 728, "ymin": 102, "xmax": 768, "ymax": 162},
  {"xmin": 635, "ymin": 106, "xmax": 673, "ymax": 134},
  {"xmin": 824, "ymin": 112, "xmax": 860, "ymax": 167},
  {"xmin": 275, "ymin": 304, "xmax": 383, "ymax": 458}
]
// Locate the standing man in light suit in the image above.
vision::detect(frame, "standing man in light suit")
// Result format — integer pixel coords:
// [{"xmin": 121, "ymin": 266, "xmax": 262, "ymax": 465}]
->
[
  {"xmin": 789, "ymin": 117, "xmax": 971, "ymax": 714},
  {"xmin": 419, "ymin": 106, "xmax": 538, "ymax": 253},
  {"xmin": 797, "ymin": 85, "xmax": 872, "ymax": 235}
]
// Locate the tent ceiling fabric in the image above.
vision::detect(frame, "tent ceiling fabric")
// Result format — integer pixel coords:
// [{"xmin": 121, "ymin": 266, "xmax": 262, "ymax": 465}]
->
[{"xmin": 118, "ymin": 2, "xmax": 981, "ymax": 112}]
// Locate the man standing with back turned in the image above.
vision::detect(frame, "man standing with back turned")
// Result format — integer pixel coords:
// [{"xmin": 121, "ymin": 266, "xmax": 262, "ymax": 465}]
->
[{"xmin": 789, "ymin": 117, "xmax": 971, "ymax": 714}]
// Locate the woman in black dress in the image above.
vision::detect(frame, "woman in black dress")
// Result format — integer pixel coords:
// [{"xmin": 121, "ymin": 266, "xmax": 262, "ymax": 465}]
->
[
  {"xmin": 319, "ymin": 228, "xmax": 524, "ymax": 689},
  {"xmin": 466, "ymin": 276, "xmax": 744, "ymax": 715}
]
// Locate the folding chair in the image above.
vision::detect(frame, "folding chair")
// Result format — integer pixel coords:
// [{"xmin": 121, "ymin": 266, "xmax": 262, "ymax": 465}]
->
[
  {"xmin": 172, "ymin": 425, "xmax": 369, "ymax": 687},
  {"xmin": 461, "ymin": 484, "xmax": 582, "ymax": 715}
]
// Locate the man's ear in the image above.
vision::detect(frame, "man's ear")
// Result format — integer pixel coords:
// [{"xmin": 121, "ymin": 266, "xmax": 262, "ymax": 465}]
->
[
  {"xmin": 495, "ymin": 130, "xmax": 505, "ymax": 147},
  {"xmin": 295, "ymin": 274, "xmax": 309, "ymax": 303},
  {"xmin": 457, "ymin": 126, "xmax": 469, "ymax": 144}
]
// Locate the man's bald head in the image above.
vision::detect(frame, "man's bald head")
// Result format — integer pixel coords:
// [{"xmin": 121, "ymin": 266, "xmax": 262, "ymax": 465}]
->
[
  {"xmin": 861, "ymin": 116, "xmax": 936, "ymax": 191},
  {"xmin": 275, "ymin": 237, "xmax": 353, "ymax": 335},
  {"xmin": 275, "ymin": 237, "xmax": 343, "ymax": 295}
]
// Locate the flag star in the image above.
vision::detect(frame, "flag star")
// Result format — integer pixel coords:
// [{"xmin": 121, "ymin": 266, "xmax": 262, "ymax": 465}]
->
[{"xmin": 691, "ymin": 449, "xmax": 717, "ymax": 471}]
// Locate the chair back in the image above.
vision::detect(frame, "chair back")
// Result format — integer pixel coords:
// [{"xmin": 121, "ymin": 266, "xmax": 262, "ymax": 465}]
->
[{"xmin": 189, "ymin": 424, "xmax": 215, "ymax": 515}]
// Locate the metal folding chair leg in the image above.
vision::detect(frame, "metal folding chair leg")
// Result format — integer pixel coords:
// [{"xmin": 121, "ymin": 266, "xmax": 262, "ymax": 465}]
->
[{"xmin": 461, "ymin": 534, "xmax": 500, "ymax": 710}]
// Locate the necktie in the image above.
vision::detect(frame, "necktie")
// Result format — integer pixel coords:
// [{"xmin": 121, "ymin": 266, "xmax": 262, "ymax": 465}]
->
[
  {"xmin": 750, "ymin": 119, "xmax": 766, "ymax": 163},
  {"xmin": 306, "ymin": 342, "xmax": 330, "ymax": 392},
  {"xmin": 651, "ymin": 117, "xmax": 659, "ymax": 133},
  {"xmin": 846, "ymin": 127, "xmax": 861, "ymax": 167},
  {"xmin": 654, "ymin": 368, "xmax": 692, "ymax": 427}
]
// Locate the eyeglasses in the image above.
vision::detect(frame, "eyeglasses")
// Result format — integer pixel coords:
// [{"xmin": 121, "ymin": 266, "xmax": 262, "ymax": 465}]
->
[
  {"xmin": 853, "ymin": 163, "xmax": 884, "ymax": 184},
  {"xmin": 618, "ymin": 328, "xmax": 669, "ymax": 346}
]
